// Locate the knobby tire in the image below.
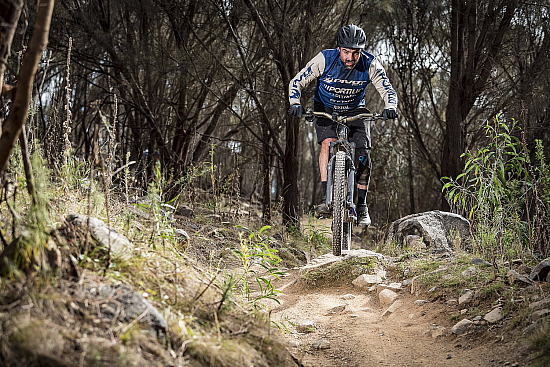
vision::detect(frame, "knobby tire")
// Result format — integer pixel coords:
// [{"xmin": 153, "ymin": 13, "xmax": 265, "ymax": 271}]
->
[{"xmin": 332, "ymin": 151, "xmax": 347, "ymax": 256}]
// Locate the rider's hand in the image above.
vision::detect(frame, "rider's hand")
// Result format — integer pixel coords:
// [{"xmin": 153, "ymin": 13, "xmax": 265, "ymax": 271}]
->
[
  {"xmin": 288, "ymin": 104, "xmax": 304, "ymax": 117},
  {"xmin": 382, "ymin": 108, "xmax": 398, "ymax": 120}
]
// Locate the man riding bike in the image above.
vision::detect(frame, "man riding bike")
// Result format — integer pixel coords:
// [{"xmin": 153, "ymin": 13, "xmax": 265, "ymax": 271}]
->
[{"xmin": 288, "ymin": 24, "xmax": 398, "ymax": 227}]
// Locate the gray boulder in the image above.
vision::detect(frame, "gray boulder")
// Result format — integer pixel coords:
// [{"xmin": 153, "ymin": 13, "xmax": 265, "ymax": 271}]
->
[
  {"xmin": 529, "ymin": 258, "xmax": 550, "ymax": 281},
  {"xmin": 87, "ymin": 282, "xmax": 167, "ymax": 337},
  {"xmin": 67, "ymin": 214, "xmax": 133, "ymax": 260},
  {"xmin": 385, "ymin": 211, "xmax": 472, "ymax": 253}
]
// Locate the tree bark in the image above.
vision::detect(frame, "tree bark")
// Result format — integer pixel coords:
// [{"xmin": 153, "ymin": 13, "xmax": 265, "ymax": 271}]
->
[
  {"xmin": 0, "ymin": 0, "xmax": 23, "ymax": 135},
  {"xmin": 0, "ymin": 0, "xmax": 54, "ymax": 175}
]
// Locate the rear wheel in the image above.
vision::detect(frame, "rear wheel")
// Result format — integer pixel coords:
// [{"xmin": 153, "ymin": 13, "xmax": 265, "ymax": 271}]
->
[{"xmin": 332, "ymin": 151, "xmax": 347, "ymax": 256}]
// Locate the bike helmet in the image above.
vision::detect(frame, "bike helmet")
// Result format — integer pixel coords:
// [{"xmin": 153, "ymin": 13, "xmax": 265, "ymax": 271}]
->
[{"xmin": 337, "ymin": 24, "xmax": 366, "ymax": 49}]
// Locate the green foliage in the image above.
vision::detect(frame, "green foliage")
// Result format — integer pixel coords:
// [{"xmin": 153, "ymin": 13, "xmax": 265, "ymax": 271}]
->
[
  {"xmin": 442, "ymin": 114, "xmax": 532, "ymax": 260},
  {"xmin": 230, "ymin": 225, "xmax": 285, "ymax": 308},
  {"xmin": 302, "ymin": 217, "xmax": 331, "ymax": 252}
]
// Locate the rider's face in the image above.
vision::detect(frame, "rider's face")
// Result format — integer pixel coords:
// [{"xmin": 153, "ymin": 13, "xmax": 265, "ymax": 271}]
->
[{"xmin": 339, "ymin": 47, "xmax": 361, "ymax": 69}]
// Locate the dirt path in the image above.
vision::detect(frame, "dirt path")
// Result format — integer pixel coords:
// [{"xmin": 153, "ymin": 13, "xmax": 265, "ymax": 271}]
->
[{"xmin": 270, "ymin": 264, "xmax": 524, "ymax": 367}]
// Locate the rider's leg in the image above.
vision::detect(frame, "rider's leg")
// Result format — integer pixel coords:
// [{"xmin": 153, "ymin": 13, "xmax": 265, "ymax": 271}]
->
[
  {"xmin": 350, "ymin": 117, "xmax": 372, "ymax": 226},
  {"xmin": 356, "ymin": 152, "xmax": 372, "ymax": 226}
]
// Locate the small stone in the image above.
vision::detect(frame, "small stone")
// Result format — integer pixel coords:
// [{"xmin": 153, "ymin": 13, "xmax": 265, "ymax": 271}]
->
[
  {"xmin": 377, "ymin": 283, "xmax": 402, "ymax": 293},
  {"xmin": 471, "ymin": 258, "xmax": 491, "ymax": 266},
  {"xmin": 472, "ymin": 316, "xmax": 483, "ymax": 322},
  {"xmin": 379, "ymin": 289, "xmax": 400, "ymax": 307},
  {"xmin": 414, "ymin": 300, "xmax": 429, "ymax": 306},
  {"xmin": 451, "ymin": 319, "xmax": 473, "ymax": 335},
  {"xmin": 295, "ymin": 320, "xmax": 316, "ymax": 333},
  {"xmin": 349, "ymin": 314, "xmax": 359, "ymax": 318},
  {"xmin": 462, "ymin": 266, "xmax": 478, "ymax": 279},
  {"xmin": 402, "ymin": 279, "xmax": 412, "ymax": 286},
  {"xmin": 459, "ymin": 289, "xmax": 475, "ymax": 305},
  {"xmin": 431, "ymin": 326, "xmax": 447, "ymax": 339},
  {"xmin": 507, "ymin": 270, "xmax": 534, "ymax": 286},
  {"xmin": 484, "ymin": 307, "xmax": 504, "ymax": 323},
  {"xmin": 428, "ymin": 286, "xmax": 437, "ymax": 293},
  {"xmin": 460, "ymin": 309, "xmax": 468, "ymax": 315},
  {"xmin": 312, "ymin": 339, "xmax": 331, "ymax": 350},
  {"xmin": 327, "ymin": 304, "xmax": 346, "ymax": 314},
  {"xmin": 341, "ymin": 294, "xmax": 356, "ymax": 300}
]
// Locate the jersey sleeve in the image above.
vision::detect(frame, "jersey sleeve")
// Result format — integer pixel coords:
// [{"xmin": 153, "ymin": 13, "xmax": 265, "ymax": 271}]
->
[
  {"xmin": 368, "ymin": 58, "xmax": 398, "ymax": 110},
  {"xmin": 288, "ymin": 52, "xmax": 325, "ymax": 106}
]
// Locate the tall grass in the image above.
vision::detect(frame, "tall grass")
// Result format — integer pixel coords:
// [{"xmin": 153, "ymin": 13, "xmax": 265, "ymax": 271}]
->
[{"xmin": 442, "ymin": 114, "xmax": 549, "ymax": 262}]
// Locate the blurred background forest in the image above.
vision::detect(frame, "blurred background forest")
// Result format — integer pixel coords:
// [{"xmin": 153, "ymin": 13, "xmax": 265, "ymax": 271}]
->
[{"xmin": 1, "ymin": 0, "xmax": 549, "ymax": 228}]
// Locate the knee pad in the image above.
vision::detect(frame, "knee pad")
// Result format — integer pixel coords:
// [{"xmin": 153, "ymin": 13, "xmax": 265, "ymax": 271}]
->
[{"xmin": 355, "ymin": 148, "xmax": 371, "ymax": 186}]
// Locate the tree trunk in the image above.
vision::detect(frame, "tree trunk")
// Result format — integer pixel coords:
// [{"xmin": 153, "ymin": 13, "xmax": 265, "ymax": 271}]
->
[
  {"xmin": 0, "ymin": 0, "xmax": 54, "ymax": 175},
  {"xmin": 0, "ymin": 0, "xmax": 23, "ymax": 134}
]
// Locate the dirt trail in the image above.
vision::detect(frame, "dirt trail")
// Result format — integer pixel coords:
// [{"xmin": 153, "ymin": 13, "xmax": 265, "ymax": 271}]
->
[{"xmin": 270, "ymin": 260, "xmax": 524, "ymax": 367}]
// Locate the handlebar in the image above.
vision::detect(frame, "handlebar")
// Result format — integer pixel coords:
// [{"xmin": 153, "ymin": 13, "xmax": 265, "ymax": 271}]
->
[{"xmin": 304, "ymin": 110, "xmax": 384, "ymax": 123}]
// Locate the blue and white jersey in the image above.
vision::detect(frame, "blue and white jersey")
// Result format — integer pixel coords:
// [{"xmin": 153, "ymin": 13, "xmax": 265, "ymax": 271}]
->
[{"xmin": 289, "ymin": 48, "xmax": 398, "ymax": 112}]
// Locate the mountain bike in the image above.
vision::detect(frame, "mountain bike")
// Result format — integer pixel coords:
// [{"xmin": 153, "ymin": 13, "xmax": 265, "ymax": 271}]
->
[{"xmin": 305, "ymin": 110, "xmax": 383, "ymax": 256}]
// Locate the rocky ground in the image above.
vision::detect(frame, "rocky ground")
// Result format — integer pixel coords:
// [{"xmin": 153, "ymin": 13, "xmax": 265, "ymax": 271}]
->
[{"xmin": 269, "ymin": 243, "xmax": 550, "ymax": 367}]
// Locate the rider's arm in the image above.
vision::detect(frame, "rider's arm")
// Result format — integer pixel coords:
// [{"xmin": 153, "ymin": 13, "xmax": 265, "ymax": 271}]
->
[
  {"xmin": 288, "ymin": 52, "xmax": 325, "ymax": 106},
  {"xmin": 369, "ymin": 58, "xmax": 398, "ymax": 111}
]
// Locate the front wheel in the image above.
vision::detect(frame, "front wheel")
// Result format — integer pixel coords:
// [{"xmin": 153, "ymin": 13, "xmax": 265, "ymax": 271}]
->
[{"xmin": 332, "ymin": 151, "xmax": 347, "ymax": 256}]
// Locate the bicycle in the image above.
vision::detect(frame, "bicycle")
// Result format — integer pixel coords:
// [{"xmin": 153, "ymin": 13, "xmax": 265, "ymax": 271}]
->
[{"xmin": 305, "ymin": 110, "xmax": 384, "ymax": 256}]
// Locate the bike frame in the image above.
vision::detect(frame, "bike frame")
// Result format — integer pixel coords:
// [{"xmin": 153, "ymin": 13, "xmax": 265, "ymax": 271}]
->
[{"xmin": 306, "ymin": 110, "xmax": 382, "ymax": 255}]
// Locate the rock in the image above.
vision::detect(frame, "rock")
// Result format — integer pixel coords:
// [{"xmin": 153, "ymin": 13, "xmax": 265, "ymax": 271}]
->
[
  {"xmin": 529, "ymin": 297, "xmax": 550, "ymax": 311},
  {"xmin": 529, "ymin": 258, "xmax": 550, "ymax": 281},
  {"xmin": 451, "ymin": 319, "xmax": 473, "ymax": 335},
  {"xmin": 379, "ymin": 289, "xmax": 399, "ymax": 307},
  {"xmin": 471, "ymin": 258, "xmax": 491, "ymax": 266},
  {"xmin": 458, "ymin": 289, "xmax": 475, "ymax": 305},
  {"xmin": 312, "ymin": 339, "xmax": 331, "ymax": 350},
  {"xmin": 295, "ymin": 320, "xmax": 316, "ymax": 333},
  {"xmin": 92, "ymin": 283, "xmax": 167, "ymax": 336},
  {"xmin": 343, "ymin": 249, "xmax": 385, "ymax": 259},
  {"xmin": 377, "ymin": 283, "xmax": 402, "ymax": 293},
  {"xmin": 341, "ymin": 294, "xmax": 356, "ymax": 300},
  {"xmin": 352, "ymin": 274, "xmax": 383, "ymax": 288},
  {"xmin": 382, "ymin": 300, "xmax": 403, "ymax": 316},
  {"xmin": 461, "ymin": 266, "xmax": 477, "ymax": 278},
  {"xmin": 67, "ymin": 214, "xmax": 133, "ymax": 260},
  {"xmin": 507, "ymin": 270, "xmax": 534, "ymax": 286},
  {"xmin": 530, "ymin": 309, "xmax": 550, "ymax": 322},
  {"xmin": 327, "ymin": 304, "xmax": 347, "ymax": 314},
  {"xmin": 385, "ymin": 211, "xmax": 472, "ymax": 253},
  {"xmin": 176, "ymin": 205, "xmax": 195, "ymax": 218},
  {"xmin": 483, "ymin": 307, "xmax": 504, "ymax": 323},
  {"xmin": 402, "ymin": 279, "xmax": 412, "ymax": 286}
]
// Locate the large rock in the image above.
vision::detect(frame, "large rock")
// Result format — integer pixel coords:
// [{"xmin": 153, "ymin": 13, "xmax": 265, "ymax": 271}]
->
[
  {"xmin": 529, "ymin": 258, "xmax": 550, "ymax": 281},
  {"xmin": 67, "ymin": 214, "xmax": 133, "ymax": 260},
  {"xmin": 385, "ymin": 211, "xmax": 472, "ymax": 253},
  {"xmin": 87, "ymin": 283, "xmax": 167, "ymax": 336}
]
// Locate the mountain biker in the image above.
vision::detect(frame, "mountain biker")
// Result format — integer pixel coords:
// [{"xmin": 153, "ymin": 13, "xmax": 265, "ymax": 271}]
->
[{"xmin": 288, "ymin": 24, "xmax": 398, "ymax": 227}]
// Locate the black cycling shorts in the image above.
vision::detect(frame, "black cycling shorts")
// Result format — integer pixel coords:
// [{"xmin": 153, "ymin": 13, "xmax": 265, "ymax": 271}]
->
[{"xmin": 313, "ymin": 101, "xmax": 372, "ymax": 149}]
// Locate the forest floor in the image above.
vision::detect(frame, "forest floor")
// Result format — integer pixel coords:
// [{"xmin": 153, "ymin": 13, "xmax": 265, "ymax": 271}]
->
[{"xmin": 269, "ymin": 218, "xmax": 536, "ymax": 367}]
